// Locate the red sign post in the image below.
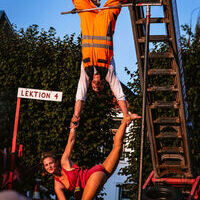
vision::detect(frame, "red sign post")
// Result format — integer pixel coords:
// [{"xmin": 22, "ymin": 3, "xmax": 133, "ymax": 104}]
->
[
  {"xmin": 8, "ymin": 88, "xmax": 62, "ymax": 189},
  {"xmin": 8, "ymin": 97, "xmax": 21, "ymax": 189}
]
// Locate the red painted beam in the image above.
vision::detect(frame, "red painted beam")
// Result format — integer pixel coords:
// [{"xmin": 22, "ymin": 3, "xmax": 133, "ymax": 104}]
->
[
  {"xmin": 143, "ymin": 171, "xmax": 154, "ymax": 189},
  {"xmin": 152, "ymin": 178, "xmax": 196, "ymax": 185}
]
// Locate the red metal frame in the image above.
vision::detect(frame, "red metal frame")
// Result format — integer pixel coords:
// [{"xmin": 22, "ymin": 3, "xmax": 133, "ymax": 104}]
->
[
  {"xmin": 8, "ymin": 97, "xmax": 21, "ymax": 189},
  {"xmin": 143, "ymin": 171, "xmax": 200, "ymax": 199},
  {"xmin": 11, "ymin": 97, "xmax": 21, "ymax": 153}
]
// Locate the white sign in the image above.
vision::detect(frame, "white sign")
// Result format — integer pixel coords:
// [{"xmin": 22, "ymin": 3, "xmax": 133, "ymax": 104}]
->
[{"xmin": 17, "ymin": 88, "xmax": 62, "ymax": 102}]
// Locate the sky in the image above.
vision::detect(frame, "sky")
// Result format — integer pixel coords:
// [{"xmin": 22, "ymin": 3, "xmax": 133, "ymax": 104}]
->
[{"xmin": 1, "ymin": 0, "xmax": 200, "ymax": 85}]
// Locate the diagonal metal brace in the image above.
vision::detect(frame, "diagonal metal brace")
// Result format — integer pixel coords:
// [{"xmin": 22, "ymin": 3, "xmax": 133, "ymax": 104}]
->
[{"xmin": 61, "ymin": 3, "xmax": 132, "ymax": 15}]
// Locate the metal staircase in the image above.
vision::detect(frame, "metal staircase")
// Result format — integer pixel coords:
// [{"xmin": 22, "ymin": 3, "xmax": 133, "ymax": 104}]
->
[{"xmin": 128, "ymin": 0, "xmax": 193, "ymax": 178}]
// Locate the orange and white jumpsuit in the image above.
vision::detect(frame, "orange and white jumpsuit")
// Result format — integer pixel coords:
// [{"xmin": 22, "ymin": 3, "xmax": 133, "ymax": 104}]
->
[{"xmin": 73, "ymin": 0, "xmax": 127, "ymax": 101}]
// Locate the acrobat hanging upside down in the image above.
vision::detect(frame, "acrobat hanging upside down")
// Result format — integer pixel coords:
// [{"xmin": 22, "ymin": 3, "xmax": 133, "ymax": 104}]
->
[{"xmin": 71, "ymin": 0, "xmax": 139, "ymax": 126}]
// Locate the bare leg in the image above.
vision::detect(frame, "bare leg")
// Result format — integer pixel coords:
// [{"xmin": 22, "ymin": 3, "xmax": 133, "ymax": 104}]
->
[
  {"xmin": 102, "ymin": 119, "xmax": 127, "ymax": 175},
  {"xmin": 82, "ymin": 171, "xmax": 106, "ymax": 200},
  {"xmin": 103, "ymin": 114, "xmax": 140, "ymax": 174},
  {"xmin": 81, "ymin": 119, "xmax": 128, "ymax": 200},
  {"xmin": 81, "ymin": 114, "xmax": 141, "ymax": 200}
]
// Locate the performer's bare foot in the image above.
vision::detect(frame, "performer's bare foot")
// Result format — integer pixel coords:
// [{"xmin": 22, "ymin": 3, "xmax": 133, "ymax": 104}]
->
[{"xmin": 122, "ymin": 113, "xmax": 141, "ymax": 125}]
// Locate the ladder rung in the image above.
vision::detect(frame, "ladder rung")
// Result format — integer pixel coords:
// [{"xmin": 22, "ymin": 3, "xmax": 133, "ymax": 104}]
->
[
  {"xmin": 161, "ymin": 154, "xmax": 185, "ymax": 166},
  {"xmin": 162, "ymin": 160, "xmax": 183, "ymax": 166},
  {"xmin": 148, "ymin": 69, "xmax": 176, "ymax": 75},
  {"xmin": 138, "ymin": 35, "xmax": 171, "ymax": 43},
  {"xmin": 156, "ymin": 132, "xmax": 181, "ymax": 139},
  {"xmin": 136, "ymin": 17, "xmax": 169, "ymax": 24},
  {"xmin": 149, "ymin": 101, "xmax": 179, "ymax": 109},
  {"xmin": 159, "ymin": 164, "xmax": 187, "ymax": 169},
  {"xmin": 161, "ymin": 154, "xmax": 185, "ymax": 162},
  {"xmin": 141, "ymin": 52, "xmax": 174, "ymax": 59},
  {"xmin": 158, "ymin": 147, "xmax": 183, "ymax": 154},
  {"xmin": 154, "ymin": 117, "xmax": 180, "ymax": 124},
  {"xmin": 147, "ymin": 86, "xmax": 178, "ymax": 92}
]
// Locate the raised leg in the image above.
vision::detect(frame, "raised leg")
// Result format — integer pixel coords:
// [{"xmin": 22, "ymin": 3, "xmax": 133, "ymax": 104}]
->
[
  {"xmin": 102, "ymin": 119, "xmax": 127, "ymax": 175},
  {"xmin": 81, "ymin": 119, "xmax": 128, "ymax": 200},
  {"xmin": 81, "ymin": 114, "xmax": 140, "ymax": 200},
  {"xmin": 102, "ymin": 114, "xmax": 140, "ymax": 174}
]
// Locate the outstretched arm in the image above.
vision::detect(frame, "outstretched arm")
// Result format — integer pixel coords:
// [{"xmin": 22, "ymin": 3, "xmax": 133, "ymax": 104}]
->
[
  {"xmin": 106, "ymin": 74, "xmax": 129, "ymax": 117},
  {"xmin": 55, "ymin": 180, "xmax": 67, "ymax": 200},
  {"xmin": 61, "ymin": 128, "xmax": 76, "ymax": 168},
  {"xmin": 71, "ymin": 100, "xmax": 83, "ymax": 128},
  {"xmin": 72, "ymin": 63, "xmax": 89, "ymax": 127},
  {"xmin": 106, "ymin": 61, "xmax": 129, "ymax": 117},
  {"xmin": 117, "ymin": 100, "xmax": 129, "ymax": 117}
]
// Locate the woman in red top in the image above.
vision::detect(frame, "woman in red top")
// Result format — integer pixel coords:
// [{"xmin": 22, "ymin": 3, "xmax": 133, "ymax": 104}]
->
[{"xmin": 42, "ymin": 114, "xmax": 140, "ymax": 200}]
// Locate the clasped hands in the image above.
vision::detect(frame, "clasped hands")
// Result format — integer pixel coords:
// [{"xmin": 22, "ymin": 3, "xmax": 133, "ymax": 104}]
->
[{"xmin": 70, "ymin": 114, "xmax": 80, "ymax": 129}]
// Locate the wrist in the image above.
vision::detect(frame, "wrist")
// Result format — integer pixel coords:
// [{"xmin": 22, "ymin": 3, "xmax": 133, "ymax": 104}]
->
[
  {"xmin": 121, "ymin": 119, "xmax": 128, "ymax": 125},
  {"xmin": 73, "ymin": 114, "xmax": 80, "ymax": 120}
]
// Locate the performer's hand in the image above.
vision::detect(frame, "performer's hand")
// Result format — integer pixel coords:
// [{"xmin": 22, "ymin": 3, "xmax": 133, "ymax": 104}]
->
[{"xmin": 70, "ymin": 115, "xmax": 80, "ymax": 129}]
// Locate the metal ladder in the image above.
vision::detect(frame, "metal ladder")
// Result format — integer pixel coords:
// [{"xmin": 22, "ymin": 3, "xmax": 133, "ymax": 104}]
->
[{"xmin": 129, "ymin": 0, "xmax": 193, "ymax": 179}]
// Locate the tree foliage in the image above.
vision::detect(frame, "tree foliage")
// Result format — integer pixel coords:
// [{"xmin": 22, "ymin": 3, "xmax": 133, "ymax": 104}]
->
[{"xmin": 181, "ymin": 24, "xmax": 200, "ymax": 175}]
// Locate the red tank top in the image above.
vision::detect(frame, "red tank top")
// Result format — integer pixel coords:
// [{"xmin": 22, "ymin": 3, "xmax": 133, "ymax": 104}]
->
[{"xmin": 54, "ymin": 163, "xmax": 107, "ymax": 192}]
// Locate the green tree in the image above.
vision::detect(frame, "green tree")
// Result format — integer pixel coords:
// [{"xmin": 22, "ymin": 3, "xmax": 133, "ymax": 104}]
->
[
  {"xmin": 181, "ymin": 24, "xmax": 200, "ymax": 175},
  {"xmin": 0, "ymin": 25, "xmax": 117, "ymax": 196}
]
